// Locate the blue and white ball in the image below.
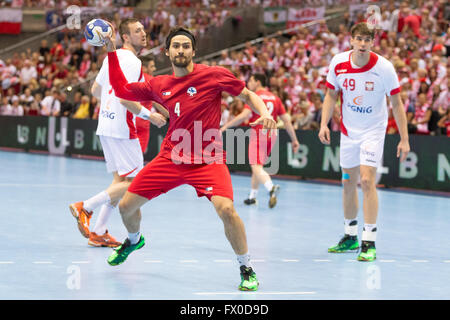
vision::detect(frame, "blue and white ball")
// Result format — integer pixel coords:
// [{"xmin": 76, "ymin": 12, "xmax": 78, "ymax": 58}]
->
[{"xmin": 84, "ymin": 19, "xmax": 112, "ymax": 47}]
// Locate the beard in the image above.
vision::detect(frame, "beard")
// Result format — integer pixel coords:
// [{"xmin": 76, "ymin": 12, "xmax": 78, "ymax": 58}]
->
[{"xmin": 172, "ymin": 55, "xmax": 191, "ymax": 67}]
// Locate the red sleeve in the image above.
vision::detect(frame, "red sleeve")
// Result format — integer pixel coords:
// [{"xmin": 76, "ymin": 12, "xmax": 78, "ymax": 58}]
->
[
  {"xmin": 107, "ymin": 51, "xmax": 155, "ymax": 102},
  {"xmin": 214, "ymin": 66, "xmax": 245, "ymax": 96}
]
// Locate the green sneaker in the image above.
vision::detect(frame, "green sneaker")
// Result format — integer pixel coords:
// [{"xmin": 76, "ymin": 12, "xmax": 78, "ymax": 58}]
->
[
  {"xmin": 328, "ymin": 234, "xmax": 359, "ymax": 253},
  {"xmin": 357, "ymin": 241, "xmax": 376, "ymax": 262},
  {"xmin": 238, "ymin": 266, "xmax": 259, "ymax": 291},
  {"xmin": 107, "ymin": 236, "xmax": 145, "ymax": 266}
]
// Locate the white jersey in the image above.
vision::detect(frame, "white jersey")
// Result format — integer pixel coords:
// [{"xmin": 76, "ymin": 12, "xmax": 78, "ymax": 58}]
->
[
  {"xmin": 326, "ymin": 50, "xmax": 400, "ymax": 138},
  {"xmin": 95, "ymin": 48, "xmax": 143, "ymax": 139}
]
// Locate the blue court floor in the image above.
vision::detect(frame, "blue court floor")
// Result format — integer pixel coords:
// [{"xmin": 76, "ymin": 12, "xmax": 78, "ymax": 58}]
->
[{"xmin": 0, "ymin": 150, "xmax": 449, "ymax": 300}]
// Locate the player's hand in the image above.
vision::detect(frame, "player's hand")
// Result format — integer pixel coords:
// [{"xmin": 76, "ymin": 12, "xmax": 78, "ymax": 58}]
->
[
  {"xmin": 291, "ymin": 140, "xmax": 300, "ymax": 154},
  {"xmin": 250, "ymin": 114, "xmax": 277, "ymax": 135},
  {"xmin": 318, "ymin": 125, "xmax": 330, "ymax": 145},
  {"xmin": 101, "ymin": 21, "xmax": 116, "ymax": 52},
  {"xmin": 397, "ymin": 139, "xmax": 410, "ymax": 162},
  {"xmin": 219, "ymin": 126, "xmax": 226, "ymax": 134},
  {"xmin": 149, "ymin": 113, "xmax": 167, "ymax": 128}
]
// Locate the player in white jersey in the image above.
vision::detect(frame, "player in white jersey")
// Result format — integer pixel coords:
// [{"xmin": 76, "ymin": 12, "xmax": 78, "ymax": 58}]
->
[
  {"xmin": 318, "ymin": 23, "xmax": 410, "ymax": 261},
  {"xmin": 69, "ymin": 18, "xmax": 166, "ymax": 247}
]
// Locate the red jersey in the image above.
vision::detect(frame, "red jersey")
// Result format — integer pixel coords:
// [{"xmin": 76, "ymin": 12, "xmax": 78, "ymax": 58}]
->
[
  {"xmin": 244, "ymin": 89, "xmax": 286, "ymax": 128},
  {"xmin": 108, "ymin": 52, "xmax": 245, "ymax": 164}
]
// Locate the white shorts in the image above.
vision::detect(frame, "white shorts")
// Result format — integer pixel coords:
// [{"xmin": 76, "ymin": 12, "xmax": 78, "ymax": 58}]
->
[
  {"xmin": 340, "ymin": 132, "xmax": 385, "ymax": 169},
  {"xmin": 99, "ymin": 135, "xmax": 143, "ymax": 178}
]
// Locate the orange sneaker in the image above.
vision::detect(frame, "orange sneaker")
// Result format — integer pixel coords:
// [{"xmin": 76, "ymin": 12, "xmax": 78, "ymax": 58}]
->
[
  {"xmin": 69, "ymin": 202, "xmax": 92, "ymax": 238},
  {"xmin": 88, "ymin": 230, "xmax": 121, "ymax": 248}
]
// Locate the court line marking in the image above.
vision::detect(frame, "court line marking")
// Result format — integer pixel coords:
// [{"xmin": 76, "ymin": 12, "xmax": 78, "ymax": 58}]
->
[
  {"xmin": 0, "ymin": 261, "xmax": 14, "ymax": 264},
  {"xmin": 251, "ymin": 259, "xmax": 266, "ymax": 262},
  {"xmin": 443, "ymin": 260, "xmax": 450, "ymax": 263},
  {"xmin": 33, "ymin": 261, "xmax": 53, "ymax": 264},
  {"xmin": 412, "ymin": 260, "xmax": 429, "ymax": 263},
  {"xmin": 314, "ymin": 259, "xmax": 331, "ymax": 262},
  {"xmin": 194, "ymin": 291, "xmax": 316, "ymax": 295},
  {"xmin": 71, "ymin": 261, "xmax": 91, "ymax": 264},
  {"xmin": 180, "ymin": 260, "xmax": 199, "ymax": 263},
  {"xmin": 144, "ymin": 260, "xmax": 163, "ymax": 263},
  {"xmin": 213, "ymin": 259, "xmax": 233, "ymax": 263},
  {"xmin": 282, "ymin": 259, "xmax": 299, "ymax": 262}
]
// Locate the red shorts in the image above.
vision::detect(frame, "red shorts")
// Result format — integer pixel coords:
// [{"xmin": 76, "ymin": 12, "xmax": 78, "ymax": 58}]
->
[
  {"xmin": 136, "ymin": 117, "xmax": 150, "ymax": 153},
  {"xmin": 248, "ymin": 128, "xmax": 276, "ymax": 165},
  {"xmin": 128, "ymin": 154, "xmax": 234, "ymax": 201}
]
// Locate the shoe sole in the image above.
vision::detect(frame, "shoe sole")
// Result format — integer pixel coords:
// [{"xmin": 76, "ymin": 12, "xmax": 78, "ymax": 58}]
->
[
  {"xmin": 69, "ymin": 204, "xmax": 90, "ymax": 239},
  {"xmin": 88, "ymin": 240, "xmax": 121, "ymax": 248},
  {"xmin": 328, "ymin": 247, "xmax": 360, "ymax": 253},
  {"xmin": 268, "ymin": 186, "xmax": 280, "ymax": 209},
  {"xmin": 108, "ymin": 241, "xmax": 145, "ymax": 266},
  {"xmin": 239, "ymin": 283, "xmax": 259, "ymax": 291},
  {"xmin": 244, "ymin": 200, "xmax": 258, "ymax": 206},
  {"xmin": 357, "ymin": 256, "xmax": 376, "ymax": 262}
]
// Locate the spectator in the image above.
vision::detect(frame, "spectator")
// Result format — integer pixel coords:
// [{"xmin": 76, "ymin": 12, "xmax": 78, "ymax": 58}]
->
[
  {"xmin": 72, "ymin": 95, "xmax": 91, "ymax": 119},
  {"xmin": 437, "ymin": 108, "xmax": 450, "ymax": 137},
  {"xmin": 59, "ymin": 92, "xmax": 74, "ymax": 117},
  {"xmin": 409, "ymin": 93, "xmax": 432, "ymax": 134},
  {"xmin": 292, "ymin": 100, "xmax": 314, "ymax": 130},
  {"xmin": 19, "ymin": 59, "xmax": 38, "ymax": 88},
  {"xmin": 9, "ymin": 96, "xmax": 24, "ymax": 116},
  {"xmin": 40, "ymin": 88, "xmax": 60, "ymax": 116}
]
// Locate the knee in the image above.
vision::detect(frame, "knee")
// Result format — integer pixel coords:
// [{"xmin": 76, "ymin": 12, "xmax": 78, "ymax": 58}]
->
[
  {"xmin": 342, "ymin": 177, "xmax": 357, "ymax": 193},
  {"xmin": 216, "ymin": 203, "xmax": 237, "ymax": 222},
  {"xmin": 118, "ymin": 199, "xmax": 134, "ymax": 216},
  {"xmin": 360, "ymin": 176, "xmax": 375, "ymax": 193}
]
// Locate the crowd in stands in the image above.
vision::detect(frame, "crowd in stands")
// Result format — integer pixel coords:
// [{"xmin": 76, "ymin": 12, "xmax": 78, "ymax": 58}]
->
[{"xmin": 0, "ymin": 0, "xmax": 449, "ymax": 137}]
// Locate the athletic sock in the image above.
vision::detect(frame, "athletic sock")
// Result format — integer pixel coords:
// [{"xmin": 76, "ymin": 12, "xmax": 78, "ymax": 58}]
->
[
  {"xmin": 237, "ymin": 253, "xmax": 252, "ymax": 268},
  {"xmin": 264, "ymin": 180, "xmax": 274, "ymax": 192},
  {"xmin": 92, "ymin": 202, "xmax": 115, "ymax": 235},
  {"xmin": 128, "ymin": 231, "xmax": 141, "ymax": 245},
  {"xmin": 344, "ymin": 219, "xmax": 358, "ymax": 236},
  {"xmin": 362, "ymin": 224, "xmax": 377, "ymax": 242},
  {"xmin": 84, "ymin": 191, "xmax": 110, "ymax": 212},
  {"xmin": 249, "ymin": 189, "xmax": 258, "ymax": 199}
]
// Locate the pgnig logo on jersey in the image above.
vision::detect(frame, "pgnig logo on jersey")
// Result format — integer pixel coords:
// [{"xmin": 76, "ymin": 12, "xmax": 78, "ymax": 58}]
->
[
  {"xmin": 101, "ymin": 110, "xmax": 116, "ymax": 119},
  {"xmin": 347, "ymin": 102, "xmax": 373, "ymax": 114}
]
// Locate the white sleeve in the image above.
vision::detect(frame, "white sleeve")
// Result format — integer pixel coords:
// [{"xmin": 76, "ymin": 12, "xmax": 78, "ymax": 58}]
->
[
  {"xmin": 383, "ymin": 60, "xmax": 401, "ymax": 96},
  {"xmin": 95, "ymin": 58, "xmax": 108, "ymax": 86},
  {"xmin": 326, "ymin": 55, "xmax": 339, "ymax": 91}
]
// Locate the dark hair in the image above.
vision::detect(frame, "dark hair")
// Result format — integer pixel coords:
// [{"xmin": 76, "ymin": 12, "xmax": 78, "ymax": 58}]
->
[
  {"xmin": 350, "ymin": 22, "xmax": 375, "ymax": 39},
  {"xmin": 165, "ymin": 26, "xmax": 196, "ymax": 50},
  {"xmin": 119, "ymin": 18, "xmax": 141, "ymax": 42},
  {"xmin": 250, "ymin": 73, "xmax": 267, "ymax": 87}
]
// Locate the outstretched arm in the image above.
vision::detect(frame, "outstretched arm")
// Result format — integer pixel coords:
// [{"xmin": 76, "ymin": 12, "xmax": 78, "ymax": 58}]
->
[
  {"xmin": 107, "ymin": 51, "xmax": 154, "ymax": 102},
  {"xmin": 220, "ymin": 108, "xmax": 252, "ymax": 132},
  {"xmin": 102, "ymin": 27, "xmax": 155, "ymax": 102}
]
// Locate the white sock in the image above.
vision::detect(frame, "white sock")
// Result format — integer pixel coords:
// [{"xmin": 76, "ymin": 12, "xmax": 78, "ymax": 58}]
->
[
  {"xmin": 263, "ymin": 180, "xmax": 274, "ymax": 192},
  {"xmin": 249, "ymin": 189, "xmax": 258, "ymax": 199},
  {"xmin": 362, "ymin": 224, "xmax": 377, "ymax": 242},
  {"xmin": 84, "ymin": 191, "xmax": 110, "ymax": 212},
  {"xmin": 237, "ymin": 253, "xmax": 252, "ymax": 268},
  {"xmin": 128, "ymin": 231, "xmax": 141, "ymax": 245},
  {"xmin": 344, "ymin": 219, "xmax": 358, "ymax": 236},
  {"xmin": 93, "ymin": 202, "xmax": 115, "ymax": 235}
]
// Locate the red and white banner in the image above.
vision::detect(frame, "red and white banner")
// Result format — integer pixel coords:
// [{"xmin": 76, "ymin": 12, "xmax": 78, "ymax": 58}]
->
[
  {"xmin": 0, "ymin": 8, "xmax": 22, "ymax": 34},
  {"xmin": 287, "ymin": 7, "xmax": 325, "ymax": 29}
]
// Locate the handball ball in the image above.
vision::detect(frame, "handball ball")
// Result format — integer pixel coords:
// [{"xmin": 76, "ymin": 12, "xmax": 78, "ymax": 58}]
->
[{"xmin": 84, "ymin": 19, "xmax": 112, "ymax": 47}]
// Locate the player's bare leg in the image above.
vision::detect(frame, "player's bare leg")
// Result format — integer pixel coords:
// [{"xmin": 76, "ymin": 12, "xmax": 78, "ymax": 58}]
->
[
  {"xmin": 328, "ymin": 166, "xmax": 360, "ymax": 253},
  {"xmin": 247, "ymin": 164, "xmax": 280, "ymax": 208},
  {"xmin": 107, "ymin": 191, "xmax": 148, "ymax": 266},
  {"xmin": 357, "ymin": 165, "xmax": 378, "ymax": 261},
  {"xmin": 70, "ymin": 172, "xmax": 133, "ymax": 243},
  {"xmin": 211, "ymin": 195, "xmax": 259, "ymax": 291}
]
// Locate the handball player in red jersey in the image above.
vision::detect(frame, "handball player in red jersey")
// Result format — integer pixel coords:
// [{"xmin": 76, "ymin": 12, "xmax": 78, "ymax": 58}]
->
[{"xmin": 102, "ymin": 26, "xmax": 277, "ymax": 291}]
